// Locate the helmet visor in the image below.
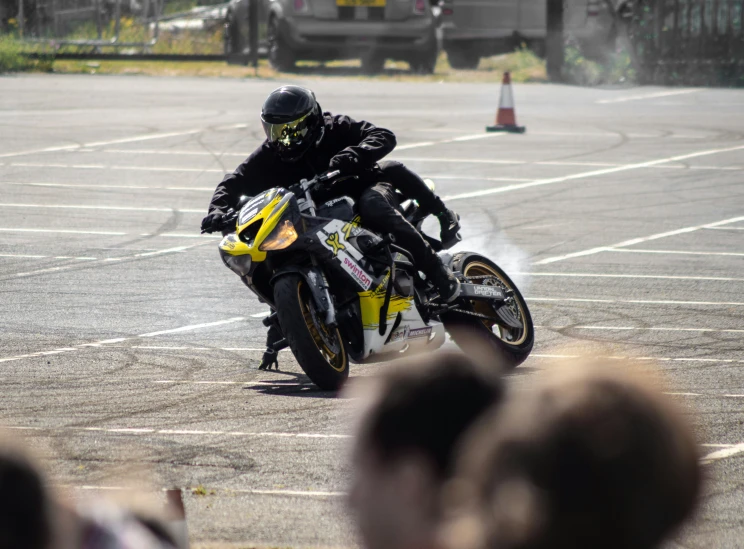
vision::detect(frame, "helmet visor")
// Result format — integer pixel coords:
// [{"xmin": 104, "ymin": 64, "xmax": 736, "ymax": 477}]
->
[{"xmin": 262, "ymin": 111, "xmax": 313, "ymax": 150}]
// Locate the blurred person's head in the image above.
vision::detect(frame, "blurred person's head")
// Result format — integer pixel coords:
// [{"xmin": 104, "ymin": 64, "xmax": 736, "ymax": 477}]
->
[
  {"xmin": 444, "ymin": 364, "xmax": 700, "ymax": 549},
  {"xmin": 349, "ymin": 351, "xmax": 505, "ymax": 549},
  {"xmin": 0, "ymin": 434, "xmax": 53, "ymax": 549}
]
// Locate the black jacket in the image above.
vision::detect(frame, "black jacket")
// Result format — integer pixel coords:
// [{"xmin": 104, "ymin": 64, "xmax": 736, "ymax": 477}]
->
[{"xmin": 208, "ymin": 114, "xmax": 396, "ymax": 216}]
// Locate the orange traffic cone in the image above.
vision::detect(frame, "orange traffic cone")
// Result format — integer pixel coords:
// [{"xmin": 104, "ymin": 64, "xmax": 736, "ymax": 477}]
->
[{"xmin": 486, "ymin": 72, "xmax": 526, "ymax": 134}]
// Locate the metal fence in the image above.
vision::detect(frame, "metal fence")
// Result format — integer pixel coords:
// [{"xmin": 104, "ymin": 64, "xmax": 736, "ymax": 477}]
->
[
  {"xmin": 11, "ymin": 0, "xmax": 228, "ymax": 53},
  {"xmin": 626, "ymin": 0, "xmax": 744, "ymax": 85}
]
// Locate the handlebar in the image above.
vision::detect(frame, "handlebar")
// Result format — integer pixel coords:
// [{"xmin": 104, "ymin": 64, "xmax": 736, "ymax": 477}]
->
[
  {"xmin": 302, "ymin": 170, "xmax": 342, "ymax": 191},
  {"xmin": 201, "ymin": 170, "xmax": 345, "ymax": 234}
]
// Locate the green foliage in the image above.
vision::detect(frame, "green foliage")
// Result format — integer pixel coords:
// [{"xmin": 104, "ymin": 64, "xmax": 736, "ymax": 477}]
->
[
  {"xmin": 0, "ymin": 35, "xmax": 54, "ymax": 73},
  {"xmin": 0, "ymin": 35, "xmax": 27, "ymax": 72},
  {"xmin": 478, "ymin": 46, "xmax": 547, "ymax": 83},
  {"xmin": 563, "ymin": 42, "xmax": 636, "ymax": 86}
]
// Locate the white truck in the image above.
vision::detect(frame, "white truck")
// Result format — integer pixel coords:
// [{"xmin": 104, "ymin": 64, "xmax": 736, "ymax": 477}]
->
[{"xmin": 440, "ymin": 0, "xmax": 619, "ymax": 69}]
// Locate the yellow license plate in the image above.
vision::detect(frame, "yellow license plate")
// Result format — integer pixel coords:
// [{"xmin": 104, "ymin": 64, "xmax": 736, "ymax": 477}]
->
[{"xmin": 336, "ymin": 0, "xmax": 386, "ymax": 7}]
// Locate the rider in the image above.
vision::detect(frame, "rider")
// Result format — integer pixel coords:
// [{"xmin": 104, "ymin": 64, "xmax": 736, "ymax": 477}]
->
[{"xmin": 201, "ymin": 85, "xmax": 461, "ymax": 368}]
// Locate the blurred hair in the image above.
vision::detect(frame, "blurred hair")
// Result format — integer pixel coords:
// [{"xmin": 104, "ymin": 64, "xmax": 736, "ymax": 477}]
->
[
  {"xmin": 445, "ymin": 363, "xmax": 701, "ymax": 549},
  {"xmin": 0, "ymin": 433, "xmax": 52, "ymax": 549},
  {"xmin": 355, "ymin": 351, "xmax": 504, "ymax": 480}
]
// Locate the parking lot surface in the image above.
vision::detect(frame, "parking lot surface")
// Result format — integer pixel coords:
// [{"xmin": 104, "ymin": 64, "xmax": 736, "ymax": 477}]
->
[{"xmin": 1, "ymin": 75, "xmax": 743, "ymax": 547}]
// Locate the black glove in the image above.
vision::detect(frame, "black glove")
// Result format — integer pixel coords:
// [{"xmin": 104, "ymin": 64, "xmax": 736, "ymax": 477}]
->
[
  {"xmin": 328, "ymin": 153, "xmax": 360, "ymax": 176},
  {"xmin": 258, "ymin": 348, "xmax": 279, "ymax": 371},
  {"xmin": 201, "ymin": 213, "xmax": 224, "ymax": 233}
]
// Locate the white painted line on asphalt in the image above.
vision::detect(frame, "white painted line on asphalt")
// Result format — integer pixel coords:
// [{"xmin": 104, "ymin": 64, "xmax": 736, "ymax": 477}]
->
[
  {"xmin": 665, "ymin": 392, "xmax": 744, "ymax": 399},
  {"xmin": 9, "ymin": 241, "xmax": 207, "ymax": 279},
  {"xmin": 154, "ymin": 380, "xmax": 302, "ymax": 386},
  {"xmin": 1, "ymin": 182, "xmax": 214, "ymax": 192},
  {"xmin": 515, "ymin": 271, "xmax": 744, "ymax": 283},
  {"xmin": 103, "ymin": 148, "xmax": 246, "ymax": 158},
  {"xmin": 701, "ymin": 443, "xmax": 744, "ymax": 464},
  {"xmin": 396, "ymin": 132, "xmax": 505, "ymax": 151},
  {"xmin": 596, "ymin": 89, "xmax": 701, "ymax": 104},
  {"xmin": 8, "ymin": 162, "xmax": 226, "ymax": 174},
  {"xmin": 705, "ymin": 226, "xmax": 744, "ymax": 231},
  {"xmin": 61, "ymin": 485, "xmax": 345, "ymax": 497},
  {"xmin": 607, "ymin": 248, "xmax": 744, "ymax": 258},
  {"xmin": 138, "ymin": 317, "xmax": 246, "ymax": 338},
  {"xmin": 394, "ymin": 156, "xmax": 525, "ymax": 165},
  {"xmin": 0, "ymin": 253, "xmax": 98, "ymax": 260},
  {"xmin": 533, "ymin": 214, "xmax": 744, "ymax": 265},
  {"xmin": 537, "ymin": 325, "xmax": 744, "ymax": 334},
  {"xmin": 0, "ymin": 227, "xmax": 127, "ymax": 236},
  {"xmin": 444, "ymin": 144, "xmax": 744, "ymax": 202},
  {"xmin": 0, "ymin": 228, "xmax": 219, "ymax": 240},
  {"xmin": 0, "ymin": 203, "xmax": 203, "ymax": 214},
  {"xmin": 234, "ymin": 489, "xmax": 345, "ymax": 497},
  {"xmin": 7, "ymin": 425, "xmax": 350, "ymax": 439},
  {"xmin": 0, "ymin": 128, "xmax": 211, "ymax": 159},
  {"xmin": 531, "ymin": 353, "xmax": 744, "ymax": 365},
  {"xmin": 528, "ymin": 297, "xmax": 744, "ymax": 307},
  {"xmin": 424, "ymin": 174, "xmax": 531, "ymax": 182},
  {"xmin": 251, "ymin": 311, "xmax": 271, "ymax": 318},
  {"xmin": 0, "ymin": 317, "xmax": 251, "ymax": 363}
]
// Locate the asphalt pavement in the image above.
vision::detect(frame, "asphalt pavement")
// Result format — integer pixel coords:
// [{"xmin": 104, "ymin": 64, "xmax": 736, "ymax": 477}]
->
[{"xmin": 1, "ymin": 74, "xmax": 743, "ymax": 548}]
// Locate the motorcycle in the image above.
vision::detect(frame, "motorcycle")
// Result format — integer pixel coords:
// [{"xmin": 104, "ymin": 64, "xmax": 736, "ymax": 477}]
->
[{"xmin": 211, "ymin": 170, "xmax": 534, "ymax": 390}]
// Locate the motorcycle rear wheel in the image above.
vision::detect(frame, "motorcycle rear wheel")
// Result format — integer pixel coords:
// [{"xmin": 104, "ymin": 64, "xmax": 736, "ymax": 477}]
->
[
  {"xmin": 441, "ymin": 253, "xmax": 534, "ymax": 368},
  {"xmin": 274, "ymin": 274, "xmax": 349, "ymax": 391}
]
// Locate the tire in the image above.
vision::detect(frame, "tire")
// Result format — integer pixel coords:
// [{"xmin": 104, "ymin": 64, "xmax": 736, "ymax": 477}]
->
[
  {"xmin": 446, "ymin": 45, "xmax": 480, "ymax": 70},
  {"xmin": 410, "ymin": 49, "xmax": 437, "ymax": 74},
  {"xmin": 441, "ymin": 253, "xmax": 534, "ymax": 368},
  {"xmin": 268, "ymin": 18, "xmax": 295, "ymax": 72},
  {"xmin": 361, "ymin": 52, "xmax": 386, "ymax": 74},
  {"xmin": 274, "ymin": 274, "xmax": 349, "ymax": 391},
  {"xmin": 223, "ymin": 14, "xmax": 240, "ymax": 56}
]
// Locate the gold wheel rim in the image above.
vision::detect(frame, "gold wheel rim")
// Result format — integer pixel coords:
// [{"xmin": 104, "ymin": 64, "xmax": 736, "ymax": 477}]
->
[
  {"xmin": 463, "ymin": 261, "xmax": 528, "ymax": 346},
  {"xmin": 297, "ymin": 281, "xmax": 347, "ymax": 373}
]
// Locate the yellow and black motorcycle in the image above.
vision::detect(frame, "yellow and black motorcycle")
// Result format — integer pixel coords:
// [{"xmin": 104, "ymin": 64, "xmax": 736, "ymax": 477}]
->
[{"xmin": 212, "ymin": 171, "xmax": 533, "ymax": 390}]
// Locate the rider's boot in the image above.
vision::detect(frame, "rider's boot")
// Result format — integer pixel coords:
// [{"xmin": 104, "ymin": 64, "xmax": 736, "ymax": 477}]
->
[
  {"xmin": 428, "ymin": 260, "xmax": 461, "ymax": 303},
  {"xmin": 436, "ymin": 208, "xmax": 461, "ymax": 248},
  {"xmin": 259, "ymin": 313, "xmax": 282, "ymax": 370}
]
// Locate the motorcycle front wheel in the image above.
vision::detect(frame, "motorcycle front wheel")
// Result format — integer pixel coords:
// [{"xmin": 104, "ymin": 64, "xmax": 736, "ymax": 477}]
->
[
  {"xmin": 274, "ymin": 274, "xmax": 349, "ymax": 391},
  {"xmin": 441, "ymin": 253, "xmax": 534, "ymax": 368}
]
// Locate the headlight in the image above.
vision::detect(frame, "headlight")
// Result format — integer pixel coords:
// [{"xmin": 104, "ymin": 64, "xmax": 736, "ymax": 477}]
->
[
  {"xmin": 259, "ymin": 220, "xmax": 298, "ymax": 251},
  {"xmin": 221, "ymin": 253, "xmax": 252, "ymax": 277}
]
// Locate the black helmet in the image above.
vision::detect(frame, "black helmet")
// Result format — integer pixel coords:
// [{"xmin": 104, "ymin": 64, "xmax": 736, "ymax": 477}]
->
[{"xmin": 261, "ymin": 85, "xmax": 323, "ymax": 162}]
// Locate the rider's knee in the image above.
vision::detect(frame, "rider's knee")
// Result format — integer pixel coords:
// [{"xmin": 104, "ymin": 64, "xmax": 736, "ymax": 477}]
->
[{"xmin": 377, "ymin": 159, "xmax": 404, "ymax": 173}]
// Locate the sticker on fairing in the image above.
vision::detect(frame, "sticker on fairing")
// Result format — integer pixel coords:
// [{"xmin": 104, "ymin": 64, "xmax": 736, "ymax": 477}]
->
[
  {"xmin": 388, "ymin": 326, "xmax": 408, "ymax": 343},
  {"xmin": 340, "ymin": 254, "xmax": 372, "ymax": 290},
  {"xmin": 239, "ymin": 207, "xmax": 259, "ymax": 224},
  {"xmin": 473, "ymin": 285, "xmax": 504, "ymax": 298},
  {"xmin": 408, "ymin": 326, "xmax": 433, "ymax": 339}
]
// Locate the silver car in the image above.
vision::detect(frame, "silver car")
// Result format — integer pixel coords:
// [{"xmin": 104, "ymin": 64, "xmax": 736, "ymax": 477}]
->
[
  {"xmin": 440, "ymin": 0, "xmax": 617, "ymax": 69},
  {"xmin": 224, "ymin": 0, "xmax": 439, "ymax": 73}
]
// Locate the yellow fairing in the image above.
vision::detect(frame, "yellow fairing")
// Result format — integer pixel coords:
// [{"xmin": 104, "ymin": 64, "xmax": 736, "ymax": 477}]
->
[
  {"xmin": 221, "ymin": 195, "xmax": 289, "ymax": 263},
  {"xmin": 357, "ymin": 286, "xmax": 413, "ymax": 330}
]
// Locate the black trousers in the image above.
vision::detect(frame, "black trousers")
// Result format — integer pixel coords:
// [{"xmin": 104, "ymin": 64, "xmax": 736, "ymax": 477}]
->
[
  {"xmin": 357, "ymin": 181, "xmax": 442, "ymax": 274},
  {"xmin": 376, "ymin": 160, "xmax": 446, "ymax": 215}
]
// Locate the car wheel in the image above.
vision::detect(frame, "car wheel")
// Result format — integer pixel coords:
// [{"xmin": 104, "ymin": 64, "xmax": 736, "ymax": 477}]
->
[
  {"xmin": 446, "ymin": 44, "xmax": 480, "ymax": 70},
  {"xmin": 223, "ymin": 13, "xmax": 241, "ymax": 56},
  {"xmin": 410, "ymin": 49, "xmax": 438, "ymax": 74},
  {"xmin": 361, "ymin": 52, "xmax": 386, "ymax": 75},
  {"xmin": 268, "ymin": 18, "xmax": 295, "ymax": 72}
]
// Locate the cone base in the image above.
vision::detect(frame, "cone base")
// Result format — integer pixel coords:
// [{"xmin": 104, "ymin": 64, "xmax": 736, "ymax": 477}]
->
[{"xmin": 486, "ymin": 124, "xmax": 526, "ymax": 134}]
